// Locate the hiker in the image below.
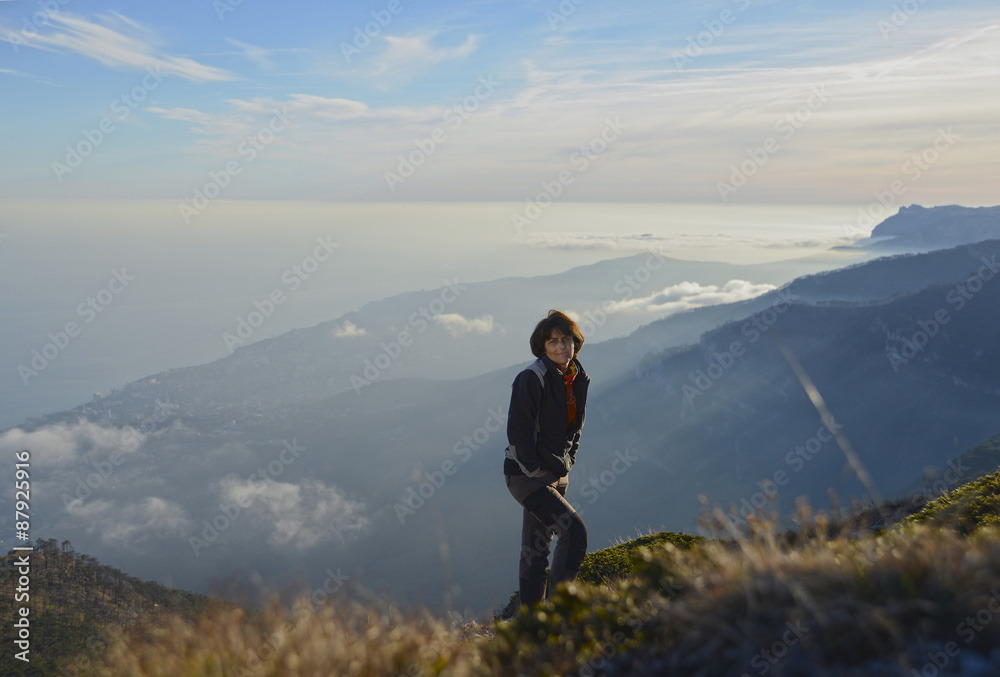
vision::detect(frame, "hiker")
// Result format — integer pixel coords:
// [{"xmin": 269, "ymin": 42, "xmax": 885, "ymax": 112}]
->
[{"xmin": 504, "ymin": 309, "xmax": 590, "ymax": 607}]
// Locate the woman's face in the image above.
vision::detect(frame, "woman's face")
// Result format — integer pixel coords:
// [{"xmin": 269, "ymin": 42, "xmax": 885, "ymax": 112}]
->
[{"xmin": 544, "ymin": 328, "xmax": 575, "ymax": 369}]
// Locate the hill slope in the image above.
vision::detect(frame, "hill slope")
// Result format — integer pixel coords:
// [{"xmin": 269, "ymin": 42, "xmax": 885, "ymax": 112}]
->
[
  {"xmin": 6, "ymin": 239, "xmax": 1000, "ymax": 614},
  {"xmin": 16, "ymin": 251, "xmax": 816, "ymax": 433},
  {"xmin": 64, "ymin": 464, "xmax": 1000, "ymax": 676},
  {"xmin": 576, "ymin": 244, "xmax": 1000, "ymax": 543},
  {"xmin": 0, "ymin": 539, "xmax": 216, "ymax": 676}
]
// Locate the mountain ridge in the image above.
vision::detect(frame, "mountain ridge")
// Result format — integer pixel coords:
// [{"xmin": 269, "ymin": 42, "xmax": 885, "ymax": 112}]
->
[
  {"xmin": 6, "ymin": 214, "xmax": 1000, "ymax": 613},
  {"xmin": 855, "ymin": 203, "xmax": 1000, "ymax": 251}
]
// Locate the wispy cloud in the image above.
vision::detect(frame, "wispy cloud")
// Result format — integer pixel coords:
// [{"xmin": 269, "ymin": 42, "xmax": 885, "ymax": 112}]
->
[
  {"xmin": 435, "ymin": 313, "xmax": 497, "ymax": 337},
  {"xmin": 3, "ymin": 12, "xmax": 233, "ymax": 82},
  {"xmin": 0, "ymin": 66, "xmax": 59, "ymax": 86},
  {"xmin": 0, "ymin": 419, "xmax": 143, "ymax": 469},
  {"xmin": 280, "ymin": 94, "xmax": 370, "ymax": 120},
  {"xmin": 143, "ymin": 104, "xmax": 261, "ymax": 138},
  {"xmin": 144, "ymin": 93, "xmax": 378, "ymax": 154},
  {"xmin": 144, "ymin": 92, "xmax": 419, "ymax": 151},
  {"xmin": 225, "ymin": 37, "xmax": 277, "ymax": 70},
  {"xmin": 221, "ymin": 38, "xmax": 308, "ymax": 71},
  {"xmin": 517, "ymin": 232, "xmax": 860, "ymax": 252},
  {"xmin": 605, "ymin": 280, "xmax": 776, "ymax": 316},
  {"xmin": 219, "ymin": 477, "xmax": 368, "ymax": 549},
  {"xmin": 332, "ymin": 320, "xmax": 366, "ymax": 338},
  {"xmin": 373, "ymin": 31, "xmax": 479, "ymax": 76},
  {"xmin": 68, "ymin": 497, "xmax": 190, "ymax": 550},
  {"xmin": 135, "ymin": 15, "xmax": 999, "ymax": 201},
  {"xmin": 6, "ymin": 5, "xmax": 996, "ymax": 203}
]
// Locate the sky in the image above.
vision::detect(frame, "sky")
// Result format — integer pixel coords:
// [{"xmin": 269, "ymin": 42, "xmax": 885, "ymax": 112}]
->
[{"xmin": 0, "ymin": 0, "xmax": 998, "ymax": 207}]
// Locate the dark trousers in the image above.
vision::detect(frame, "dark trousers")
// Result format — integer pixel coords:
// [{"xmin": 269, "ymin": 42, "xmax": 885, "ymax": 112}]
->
[{"xmin": 506, "ymin": 472, "xmax": 587, "ymax": 607}]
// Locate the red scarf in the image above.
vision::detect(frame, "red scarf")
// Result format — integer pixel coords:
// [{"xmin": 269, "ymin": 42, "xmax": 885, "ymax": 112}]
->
[{"xmin": 561, "ymin": 362, "xmax": 579, "ymax": 425}]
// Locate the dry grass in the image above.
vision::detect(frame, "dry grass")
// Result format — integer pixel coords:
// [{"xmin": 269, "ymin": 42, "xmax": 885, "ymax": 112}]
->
[
  {"xmin": 68, "ymin": 484, "xmax": 1000, "ymax": 677},
  {"xmin": 78, "ymin": 595, "xmax": 483, "ymax": 677}
]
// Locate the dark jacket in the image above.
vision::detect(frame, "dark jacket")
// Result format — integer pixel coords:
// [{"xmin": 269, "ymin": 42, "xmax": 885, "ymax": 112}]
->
[{"xmin": 504, "ymin": 354, "xmax": 590, "ymax": 478}]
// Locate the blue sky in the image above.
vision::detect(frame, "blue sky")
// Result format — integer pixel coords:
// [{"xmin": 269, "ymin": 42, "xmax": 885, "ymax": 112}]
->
[{"xmin": 1, "ymin": 0, "xmax": 998, "ymax": 205}]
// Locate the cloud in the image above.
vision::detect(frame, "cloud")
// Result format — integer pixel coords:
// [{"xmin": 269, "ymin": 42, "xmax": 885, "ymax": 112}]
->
[
  {"xmin": 8, "ymin": 7, "xmax": 995, "ymax": 204},
  {"xmin": 517, "ymin": 232, "xmax": 863, "ymax": 253},
  {"xmin": 225, "ymin": 38, "xmax": 277, "ymax": 70},
  {"xmin": 146, "ymin": 93, "xmax": 371, "ymax": 142},
  {"xmin": 219, "ymin": 478, "xmax": 368, "ymax": 549},
  {"xmin": 144, "ymin": 104, "xmax": 270, "ymax": 139},
  {"xmin": 221, "ymin": 39, "xmax": 309, "ymax": 71},
  {"xmin": 606, "ymin": 280, "xmax": 776, "ymax": 316},
  {"xmin": 332, "ymin": 320, "xmax": 367, "ymax": 338},
  {"xmin": 4, "ymin": 12, "xmax": 233, "ymax": 82},
  {"xmin": 144, "ymin": 106, "xmax": 217, "ymax": 127},
  {"xmin": 68, "ymin": 497, "xmax": 190, "ymax": 550},
  {"xmin": 0, "ymin": 419, "xmax": 144, "ymax": 469},
  {"xmin": 145, "ymin": 19, "xmax": 994, "ymax": 199},
  {"xmin": 0, "ymin": 66, "xmax": 58, "ymax": 86},
  {"xmin": 282, "ymin": 94, "xmax": 369, "ymax": 121},
  {"xmin": 435, "ymin": 313, "xmax": 496, "ymax": 337},
  {"xmin": 373, "ymin": 31, "xmax": 480, "ymax": 77},
  {"xmin": 363, "ymin": 20, "xmax": 998, "ymax": 202},
  {"xmin": 518, "ymin": 233, "xmax": 671, "ymax": 252}
]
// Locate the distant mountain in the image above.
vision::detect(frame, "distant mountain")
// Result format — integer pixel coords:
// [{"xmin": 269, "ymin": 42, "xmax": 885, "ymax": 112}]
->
[
  {"xmin": 928, "ymin": 433, "xmax": 1000, "ymax": 486},
  {"xmin": 584, "ymin": 239, "xmax": 1000, "ymax": 382},
  {"xmin": 852, "ymin": 204, "xmax": 1000, "ymax": 251},
  {"xmin": 7, "ymin": 239, "xmax": 1000, "ymax": 615},
  {"xmin": 576, "ymin": 243, "xmax": 1000, "ymax": 542},
  {"xmin": 14, "ymin": 251, "xmax": 839, "ymax": 433},
  {"xmin": 893, "ymin": 432, "xmax": 1000, "ymax": 500},
  {"xmin": 374, "ymin": 240, "xmax": 1000, "ymax": 607}
]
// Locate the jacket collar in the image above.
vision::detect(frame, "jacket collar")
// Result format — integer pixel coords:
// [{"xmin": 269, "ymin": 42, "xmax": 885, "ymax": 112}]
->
[{"xmin": 539, "ymin": 353, "xmax": 586, "ymax": 378}]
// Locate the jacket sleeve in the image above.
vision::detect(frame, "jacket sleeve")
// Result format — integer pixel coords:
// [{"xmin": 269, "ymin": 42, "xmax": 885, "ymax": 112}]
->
[
  {"xmin": 568, "ymin": 429, "xmax": 582, "ymax": 467},
  {"xmin": 567, "ymin": 372, "xmax": 587, "ymax": 467},
  {"xmin": 506, "ymin": 369, "xmax": 544, "ymax": 477}
]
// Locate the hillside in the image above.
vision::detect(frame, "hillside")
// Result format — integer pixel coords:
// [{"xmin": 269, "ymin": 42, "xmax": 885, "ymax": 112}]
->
[
  {"xmin": 0, "ymin": 540, "xmax": 217, "ymax": 676},
  {"xmin": 6, "ymin": 238, "xmax": 1000, "ymax": 614},
  {"xmin": 22, "ymin": 233, "xmax": 994, "ymax": 437},
  {"xmin": 16, "ymin": 252, "xmax": 817, "ymax": 434},
  {"xmin": 584, "ymin": 239, "xmax": 1000, "ymax": 381},
  {"xmin": 943, "ymin": 433, "xmax": 1000, "ymax": 482},
  {"xmin": 577, "ymin": 245, "xmax": 1000, "ymax": 542},
  {"xmin": 898, "ymin": 433, "xmax": 1000, "ymax": 498},
  {"xmin": 57, "ymin": 463, "xmax": 1000, "ymax": 676}
]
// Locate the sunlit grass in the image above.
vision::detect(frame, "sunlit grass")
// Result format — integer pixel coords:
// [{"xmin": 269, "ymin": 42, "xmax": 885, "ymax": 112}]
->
[{"xmin": 70, "ymin": 470, "xmax": 1000, "ymax": 676}]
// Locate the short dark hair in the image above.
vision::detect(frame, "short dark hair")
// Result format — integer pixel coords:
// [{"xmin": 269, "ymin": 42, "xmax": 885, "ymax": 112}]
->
[{"xmin": 529, "ymin": 310, "xmax": 585, "ymax": 359}]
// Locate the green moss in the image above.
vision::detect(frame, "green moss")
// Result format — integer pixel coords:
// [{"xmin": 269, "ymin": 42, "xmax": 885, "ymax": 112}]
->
[
  {"xmin": 578, "ymin": 531, "xmax": 703, "ymax": 586},
  {"xmin": 906, "ymin": 468, "xmax": 1000, "ymax": 532},
  {"xmin": 494, "ymin": 531, "xmax": 702, "ymax": 620}
]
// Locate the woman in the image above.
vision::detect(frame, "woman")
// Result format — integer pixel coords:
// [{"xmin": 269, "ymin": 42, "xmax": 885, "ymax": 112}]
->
[{"xmin": 504, "ymin": 310, "xmax": 590, "ymax": 607}]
